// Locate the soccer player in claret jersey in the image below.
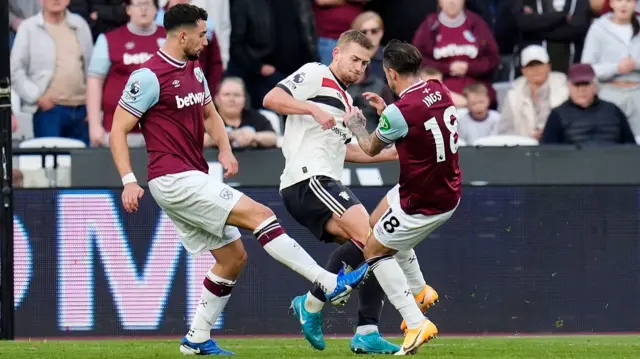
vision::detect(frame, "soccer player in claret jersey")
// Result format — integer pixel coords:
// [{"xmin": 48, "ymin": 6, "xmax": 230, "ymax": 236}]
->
[
  {"xmin": 263, "ymin": 30, "xmax": 437, "ymax": 354},
  {"xmin": 109, "ymin": 4, "xmax": 368, "ymax": 356},
  {"xmin": 345, "ymin": 40, "xmax": 462, "ymax": 355}
]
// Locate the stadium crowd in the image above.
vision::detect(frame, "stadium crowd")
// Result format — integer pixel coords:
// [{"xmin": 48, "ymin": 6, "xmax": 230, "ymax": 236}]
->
[{"xmin": 8, "ymin": 0, "xmax": 640, "ymax": 150}]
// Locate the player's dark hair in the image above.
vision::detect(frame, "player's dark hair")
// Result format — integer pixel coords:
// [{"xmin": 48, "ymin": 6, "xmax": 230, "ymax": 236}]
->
[
  {"xmin": 383, "ymin": 40, "xmax": 423, "ymax": 76},
  {"xmin": 123, "ymin": 0, "xmax": 159, "ymax": 8},
  {"xmin": 163, "ymin": 3, "xmax": 208, "ymax": 33}
]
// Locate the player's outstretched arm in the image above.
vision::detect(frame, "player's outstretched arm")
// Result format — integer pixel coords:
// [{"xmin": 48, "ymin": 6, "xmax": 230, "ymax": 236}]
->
[
  {"xmin": 203, "ymin": 102, "xmax": 239, "ymax": 177},
  {"xmin": 345, "ymin": 143, "xmax": 397, "ymax": 163},
  {"xmin": 345, "ymin": 107, "xmax": 388, "ymax": 157}
]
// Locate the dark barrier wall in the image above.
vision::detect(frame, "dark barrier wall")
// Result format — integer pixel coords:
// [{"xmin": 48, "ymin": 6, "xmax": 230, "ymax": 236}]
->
[{"xmin": 12, "ymin": 187, "xmax": 640, "ymax": 337}]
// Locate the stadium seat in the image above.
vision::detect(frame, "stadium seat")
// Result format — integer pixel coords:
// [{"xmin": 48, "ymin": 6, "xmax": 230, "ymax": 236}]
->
[
  {"xmin": 473, "ymin": 135, "xmax": 538, "ymax": 147},
  {"xmin": 17, "ymin": 137, "xmax": 87, "ymax": 187},
  {"xmin": 492, "ymin": 82, "xmax": 512, "ymax": 110},
  {"xmin": 259, "ymin": 109, "xmax": 282, "ymax": 136}
]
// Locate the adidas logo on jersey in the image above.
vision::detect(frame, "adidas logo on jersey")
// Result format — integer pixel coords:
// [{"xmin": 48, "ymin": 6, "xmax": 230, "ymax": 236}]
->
[{"xmin": 176, "ymin": 92, "xmax": 206, "ymax": 108}]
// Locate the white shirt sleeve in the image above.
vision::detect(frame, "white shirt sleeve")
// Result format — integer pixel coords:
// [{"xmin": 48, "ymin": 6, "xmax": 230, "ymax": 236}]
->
[{"xmin": 276, "ymin": 63, "xmax": 324, "ymax": 101}]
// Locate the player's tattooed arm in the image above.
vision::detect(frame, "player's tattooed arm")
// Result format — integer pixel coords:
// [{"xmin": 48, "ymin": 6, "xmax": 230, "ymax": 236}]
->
[{"xmin": 345, "ymin": 107, "xmax": 387, "ymax": 157}]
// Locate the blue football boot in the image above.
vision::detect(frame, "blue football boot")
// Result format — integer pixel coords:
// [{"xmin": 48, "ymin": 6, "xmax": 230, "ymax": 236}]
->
[
  {"xmin": 324, "ymin": 263, "xmax": 369, "ymax": 304},
  {"xmin": 179, "ymin": 337, "xmax": 235, "ymax": 356},
  {"xmin": 290, "ymin": 294, "xmax": 325, "ymax": 350},
  {"xmin": 350, "ymin": 332, "xmax": 401, "ymax": 354}
]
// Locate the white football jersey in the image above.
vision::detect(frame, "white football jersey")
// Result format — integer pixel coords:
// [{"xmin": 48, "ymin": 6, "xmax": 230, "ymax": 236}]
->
[{"xmin": 277, "ymin": 62, "xmax": 354, "ymax": 191}]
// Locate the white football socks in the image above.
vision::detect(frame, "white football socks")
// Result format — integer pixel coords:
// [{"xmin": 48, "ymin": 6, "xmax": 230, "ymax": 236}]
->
[
  {"xmin": 187, "ymin": 271, "xmax": 234, "ymax": 343},
  {"xmin": 372, "ymin": 257, "xmax": 425, "ymax": 329},
  {"xmin": 395, "ymin": 249, "xmax": 427, "ymax": 295},
  {"xmin": 304, "ymin": 291, "xmax": 326, "ymax": 312},
  {"xmin": 254, "ymin": 217, "xmax": 338, "ymax": 294}
]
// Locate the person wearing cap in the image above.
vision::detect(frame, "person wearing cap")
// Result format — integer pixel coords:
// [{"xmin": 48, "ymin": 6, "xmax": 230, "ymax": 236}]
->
[
  {"xmin": 499, "ymin": 45, "xmax": 569, "ymax": 139},
  {"xmin": 540, "ymin": 63, "xmax": 636, "ymax": 145},
  {"xmin": 581, "ymin": 0, "xmax": 640, "ymax": 136}
]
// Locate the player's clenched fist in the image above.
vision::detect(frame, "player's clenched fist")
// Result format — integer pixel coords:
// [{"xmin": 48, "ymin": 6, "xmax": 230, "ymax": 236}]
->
[
  {"xmin": 310, "ymin": 107, "xmax": 336, "ymax": 130},
  {"xmin": 122, "ymin": 182, "xmax": 145, "ymax": 213}
]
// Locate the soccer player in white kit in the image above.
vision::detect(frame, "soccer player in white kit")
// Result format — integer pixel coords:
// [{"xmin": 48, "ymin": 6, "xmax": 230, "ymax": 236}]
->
[
  {"xmin": 109, "ymin": 4, "xmax": 368, "ymax": 356},
  {"xmin": 263, "ymin": 30, "xmax": 437, "ymax": 354}
]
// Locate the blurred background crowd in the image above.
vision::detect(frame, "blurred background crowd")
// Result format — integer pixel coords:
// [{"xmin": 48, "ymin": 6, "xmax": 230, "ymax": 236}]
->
[{"xmin": 8, "ymin": 0, "xmax": 640, "ymax": 153}]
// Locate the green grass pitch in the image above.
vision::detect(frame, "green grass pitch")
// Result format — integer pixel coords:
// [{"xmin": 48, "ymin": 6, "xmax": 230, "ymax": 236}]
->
[{"xmin": 1, "ymin": 335, "xmax": 639, "ymax": 358}]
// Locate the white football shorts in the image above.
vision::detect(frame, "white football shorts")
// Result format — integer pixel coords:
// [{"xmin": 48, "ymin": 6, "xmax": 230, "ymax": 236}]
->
[{"xmin": 148, "ymin": 170, "xmax": 243, "ymax": 256}]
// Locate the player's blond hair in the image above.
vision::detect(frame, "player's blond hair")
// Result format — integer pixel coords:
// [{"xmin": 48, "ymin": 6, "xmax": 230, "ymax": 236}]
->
[{"xmin": 336, "ymin": 30, "xmax": 375, "ymax": 51}]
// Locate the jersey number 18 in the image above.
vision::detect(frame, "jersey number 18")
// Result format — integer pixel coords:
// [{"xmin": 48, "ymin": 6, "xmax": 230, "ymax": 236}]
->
[{"xmin": 423, "ymin": 105, "xmax": 459, "ymax": 163}]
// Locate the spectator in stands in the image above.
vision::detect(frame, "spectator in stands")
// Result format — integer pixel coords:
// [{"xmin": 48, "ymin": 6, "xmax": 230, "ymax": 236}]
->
[
  {"xmin": 68, "ymin": 0, "xmax": 128, "ymax": 41},
  {"xmin": 420, "ymin": 67, "xmax": 468, "ymax": 108},
  {"xmin": 499, "ymin": 45, "xmax": 569, "ymax": 139},
  {"xmin": 8, "ymin": 1, "xmax": 40, "ymax": 49},
  {"xmin": 591, "ymin": 0, "xmax": 640, "ymax": 15},
  {"xmin": 228, "ymin": 0, "xmax": 317, "ymax": 109},
  {"xmin": 364, "ymin": 0, "xmax": 436, "ymax": 44},
  {"xmin": 511, "ymin": 0, "xmax": 592, "ymax": 74},
  {"xmin": 313, "ymin": 0, "xmax": 366, "ymax": 65},
  {"xmin": 541, "ymin": 63, "xmax": 636, "ymax": 145},
  {"xmin": 457, "ymin": 83, "xmax": 501, "ymax": 144},
  {"xmin": 86, "ymin": 0, "xmax": 164, "ymax": 148},
  {"xmin": 352, "ymin": 11, "xmax": 385, "ymax": 80},
  {"xmin": 190, "ymin": 0, "xmax": 231, "ymax": 68},
  {"xmin": 206, "ymin": 77, "xmax": 277, "ymax": 149},
  {"xmin": 156, "ymin": 0, "xmax": 223, "ymax": 96},
  {"xmin": 581, "ymin": 0, "xmax": 640, "ymax": 135},
  {"xmin": 413, "ymin": 0, "xmax": 500, "ymax": 108},
  {"xmin": 10, "ymin": 0, "xmax": 93, "ymax": 144}
]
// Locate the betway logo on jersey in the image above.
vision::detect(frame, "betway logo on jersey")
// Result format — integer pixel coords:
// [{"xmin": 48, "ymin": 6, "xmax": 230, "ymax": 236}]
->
[
  {"xmin": 176, "ymin": 92, "xmax": 206, "ymax": 108},
  {"xmin": 123, "ymin": 52, "xmax": 154, "ymax": 65},
  {"xmin": 433, "ymin": 44, "xmax": 478, "ymax": 59}
]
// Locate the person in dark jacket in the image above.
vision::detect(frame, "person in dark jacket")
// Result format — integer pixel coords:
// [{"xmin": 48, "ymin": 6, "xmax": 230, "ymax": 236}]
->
[
  {"xmin": 512, "ymin": 0, "xmax": 592, "ymax": 74},
  {"xmin": 69, "ymin": 0, "xmax": 129, "ymax": 40},
  {"xmin": 413, "ymin": 0, "xmax": 501, "ymax": 108},
  {"xmin": 228, "ymin": 0, "xmax": 318, "ymax": 109},
  {"xmin": 541, "ymin": 64, "xmax": 636, "ymax": 145}
]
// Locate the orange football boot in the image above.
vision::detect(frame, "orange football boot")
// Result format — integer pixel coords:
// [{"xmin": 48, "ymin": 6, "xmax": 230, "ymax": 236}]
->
[{"xmin": 400, "ymin": 284, "xmax": 439, "ymax": 330}]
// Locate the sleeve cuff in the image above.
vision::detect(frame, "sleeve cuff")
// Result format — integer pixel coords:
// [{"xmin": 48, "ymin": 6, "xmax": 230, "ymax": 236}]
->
[
  {"xmin": 375, "ymin": 130, "xmax": 393, "ymax": 144},
  {"xmin": 275, "ymin": 83, "xmax": 293, "ymax": 96},
  {"xmin": 118, "ymin": 100, "xmax": 143, "ymax": 119}
]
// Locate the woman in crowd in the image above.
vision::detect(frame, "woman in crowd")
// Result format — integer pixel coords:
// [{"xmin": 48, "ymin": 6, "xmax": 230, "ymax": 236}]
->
[
  {"xmin": 351, "ymin": 11, "xmax": 385, "ymax": 80},
  {"xmin": 206, "ymin": 77, "xmax": 277, "ymax": 149},
  {"xmin": 413, "ymin": 0, "xmax": 500, "ymax": 108},
  {"xmin": 582, "ymin": 0, "xmax": 640, "ymax": 135}
]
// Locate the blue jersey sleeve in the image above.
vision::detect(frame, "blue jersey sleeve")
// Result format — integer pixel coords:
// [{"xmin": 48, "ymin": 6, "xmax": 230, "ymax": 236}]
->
[
  {"xmin": 375, "ymin": 104, "xmax": 409, "ymax": 143},
  {"xmin": 88, "ymin": 34, "xmax": 111, "ymax": 77},
  {"xmin": 203, "ymin": 77, "xmax": 212, "ymax": 105},
  {"xmin": 118, "ymin": 68, "xmax": 160, "ymax": 118}
]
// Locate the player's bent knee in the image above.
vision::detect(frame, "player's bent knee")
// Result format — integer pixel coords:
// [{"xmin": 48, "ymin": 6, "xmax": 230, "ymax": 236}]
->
[
  {"xmin": 228, "ymin": 195, "xmax": 276, "ymax": 232},
  {"xmin": 363, "ymin": 235, "xmax": 394, "ymax": 259}
]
